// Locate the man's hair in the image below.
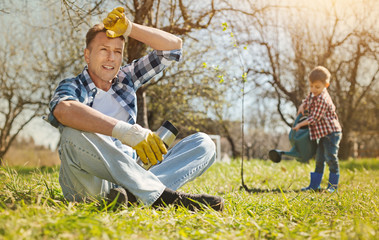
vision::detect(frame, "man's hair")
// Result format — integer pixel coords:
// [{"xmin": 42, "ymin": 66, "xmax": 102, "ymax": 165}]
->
[
  {"xmin": 85, "ymin": 23, "xmax": 125, "ymax": 48},
  {"xmin": 308, "ymin": 66, "xmax": 331, "ymax": 84}
]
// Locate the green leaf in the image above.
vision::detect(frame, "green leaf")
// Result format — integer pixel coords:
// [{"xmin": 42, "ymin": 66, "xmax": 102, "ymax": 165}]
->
[
  {"xmin": 242, "ymin": 72, "xmax": 247, "ymax": 82},
  {"xmin": 222, "ymin": 22, "xmax": 228, "ymax": 31},
  {"xmin": 217, "ymin": 75, "xmax": 224, "ymax": 83}
]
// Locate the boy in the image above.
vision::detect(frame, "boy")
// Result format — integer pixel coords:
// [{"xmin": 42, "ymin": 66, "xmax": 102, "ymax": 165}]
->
[{"xmin": 293, "ymin": 66, "xmax": 342, "ymax": 192}]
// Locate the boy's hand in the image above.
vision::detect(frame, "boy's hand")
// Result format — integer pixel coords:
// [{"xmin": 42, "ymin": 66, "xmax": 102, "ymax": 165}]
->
[
  {"xmin": 292, "ymin": 118, "xmax": 309, "ymax": 131},
  {"xmin": 297, "ymin": 103, "xmax": 305, "ymax": 115},
  {"xmin": 292, "ymin": 124, "xmax": 301, "ymax": 132},
  {"xmin": 103, "ymin": 7, "xmax": 132, "ymax": 38}
]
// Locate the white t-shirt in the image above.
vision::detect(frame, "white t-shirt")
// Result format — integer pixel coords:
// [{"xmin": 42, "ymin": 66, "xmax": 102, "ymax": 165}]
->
[
  {"xmin": 92, "ymin": 87, "xmax": 129, "ymax": 121},
  {"xmin": 92, "ymin": 87, "xmax": 135, "ymax": 157}
]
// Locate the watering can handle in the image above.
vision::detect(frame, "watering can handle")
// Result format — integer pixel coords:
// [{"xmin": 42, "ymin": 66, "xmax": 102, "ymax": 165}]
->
[{"xmin": 293, "ymin": 113, "xmax": 303, "ymax": 127}]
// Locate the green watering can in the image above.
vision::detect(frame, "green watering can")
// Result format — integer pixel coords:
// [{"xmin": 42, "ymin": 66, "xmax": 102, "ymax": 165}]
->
[{"xmin": 269, "ymin": 113, "xmax": 317, "ymax": 163}]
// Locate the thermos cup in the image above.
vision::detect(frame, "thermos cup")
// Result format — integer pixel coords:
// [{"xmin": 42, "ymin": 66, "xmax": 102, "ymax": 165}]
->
[{"xmin": 137, "ymin": 120, "xmax": 179, "ymax": 170}]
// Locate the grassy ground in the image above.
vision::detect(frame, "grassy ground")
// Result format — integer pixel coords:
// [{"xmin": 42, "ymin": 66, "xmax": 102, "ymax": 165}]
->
[{"xmin": 0, "ymin": 158, "xmax": 378, "ymax": 239}]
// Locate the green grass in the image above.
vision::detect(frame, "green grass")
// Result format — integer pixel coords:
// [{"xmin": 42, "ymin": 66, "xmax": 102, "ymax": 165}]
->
[{"xmin": 0, "ymin": 159, "xmax": 378, "ymax": 239}]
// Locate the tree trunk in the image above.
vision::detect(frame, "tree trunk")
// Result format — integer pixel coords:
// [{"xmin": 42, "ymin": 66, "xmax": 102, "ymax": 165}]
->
[
  {"xmin": 136, "ymin": 88, "xmax": 149, "ymax": 128},
  {"xmin": 338, "ymin": 129, "xmax": 351, "ymax": 160},
  {"xmin": 226, "ymin": 135, "xmax": 239, "ymax": 158}
]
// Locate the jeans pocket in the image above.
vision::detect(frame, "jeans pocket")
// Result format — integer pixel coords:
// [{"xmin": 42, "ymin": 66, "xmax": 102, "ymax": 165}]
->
[{"xmin": 60, "ymin": 140, "xmax": 83, "ymax": 169}]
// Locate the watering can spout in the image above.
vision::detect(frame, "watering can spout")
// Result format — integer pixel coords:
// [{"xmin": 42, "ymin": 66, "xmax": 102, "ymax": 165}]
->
[{"xmin": 284, "ymin": 147, "xmax": 301, "ymax": 158}]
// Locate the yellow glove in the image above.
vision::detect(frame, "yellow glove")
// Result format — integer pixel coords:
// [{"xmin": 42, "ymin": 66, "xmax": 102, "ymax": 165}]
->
[
  {"xmin": 133, "ymin": 132, "xmax": 168, "ymax": 166},
  {"xmin": 103, "ymin": 7, "xmax": 132, "ymax": 38},
  {"xmin": 112, "ymin": 122, "xmax": 167, "ymax": 166}
]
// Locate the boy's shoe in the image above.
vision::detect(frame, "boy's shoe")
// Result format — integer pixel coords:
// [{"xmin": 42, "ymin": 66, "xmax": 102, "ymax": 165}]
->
[
  {"xmin": 301, "ymin": 172, "xmax": 323, "ymax": 191},
  {"xmin": 152, "ymin": 188, "xmax": 224, "ymax": 211},
  {"xmin": 327, "ymin": 172, "xmax": 340, "ymax": 193},
  {"xmin": 327, "ymin": 187, "xmax": 337, "ymax": 193}
]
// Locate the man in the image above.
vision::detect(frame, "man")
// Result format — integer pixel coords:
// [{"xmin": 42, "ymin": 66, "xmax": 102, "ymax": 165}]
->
[{"xmin": 47, "ymin": 7, "xmax": 224, "ymax": 211}]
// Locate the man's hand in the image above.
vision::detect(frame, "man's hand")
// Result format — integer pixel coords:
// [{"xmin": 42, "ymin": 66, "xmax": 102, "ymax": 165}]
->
[
  {"xmin": 133, "ymin": 132, "xmax": 167, "ymax": 165},
  {"xmin": 103, "ymin": 7, "xmax": 132, "ymax": 38},
  {"xmin": 112, "ymin": 121, "xmax": 167, "ymax": 165}
]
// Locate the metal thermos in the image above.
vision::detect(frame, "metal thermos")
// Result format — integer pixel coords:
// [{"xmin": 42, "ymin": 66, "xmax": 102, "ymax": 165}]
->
[{"xmin": 136, "ymin": 120, "xmax": 179, "ymax": 170}]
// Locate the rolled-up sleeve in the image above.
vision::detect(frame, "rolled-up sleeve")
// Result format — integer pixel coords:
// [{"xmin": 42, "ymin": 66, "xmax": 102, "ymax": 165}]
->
[
  {"xmin": 119, "ymin": 49, "xmax": 182, "ymax": 90},
  {"xmin": 50, "ymin": 79, "xmax": 82, "ymax": 112},
  {"xmin": 47, "ymin": 78, "xmax": 82, "ymax": 127}
]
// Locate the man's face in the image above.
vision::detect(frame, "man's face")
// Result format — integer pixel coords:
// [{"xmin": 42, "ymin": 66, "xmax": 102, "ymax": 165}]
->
[
  {"xmin": 84, "ymin": 32, "xmax": 124, "ymax": 90},
  {"xmin": 309, "ymin": 80, "xmax": 327, "ymax": 96}
]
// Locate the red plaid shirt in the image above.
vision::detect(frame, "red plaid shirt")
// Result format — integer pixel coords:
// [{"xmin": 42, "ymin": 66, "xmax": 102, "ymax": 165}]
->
[{"xmin": 303, "ymin": 89, "xmax": 342, "ymax": 140}]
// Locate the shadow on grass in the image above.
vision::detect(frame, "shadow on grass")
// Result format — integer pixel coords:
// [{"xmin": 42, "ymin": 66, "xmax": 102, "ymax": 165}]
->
[{"xmin": 240, "ymin": 185, "xmax": 302, "ymax": 194}]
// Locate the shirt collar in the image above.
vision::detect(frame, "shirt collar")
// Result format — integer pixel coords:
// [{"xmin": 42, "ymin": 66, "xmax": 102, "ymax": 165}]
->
[
  {"xmin": 310, "ymin": 88, "xmax": 327, "ymax": 99},
  {"xmin": 81, "ymin": 66, "xmax": 120, "ymax": 92}
]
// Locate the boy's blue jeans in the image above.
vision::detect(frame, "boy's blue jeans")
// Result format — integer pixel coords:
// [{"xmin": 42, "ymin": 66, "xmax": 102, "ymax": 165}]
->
[
  {"xmin": 57, "ymin": 127, "xmax": 216, "ymax": 206},
  {"xmin": 314, "ymin": 132, "xmax": 342, "ymax": 174}
]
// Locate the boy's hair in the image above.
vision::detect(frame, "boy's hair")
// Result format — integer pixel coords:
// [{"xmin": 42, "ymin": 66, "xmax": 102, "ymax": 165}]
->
[
  {"xmin": 85, "ymin": 23, "xmax": 125, "ymax": 48},
  {"xmin": 308, "ymin": 66, "xmax": 331, "ymax": 85}
]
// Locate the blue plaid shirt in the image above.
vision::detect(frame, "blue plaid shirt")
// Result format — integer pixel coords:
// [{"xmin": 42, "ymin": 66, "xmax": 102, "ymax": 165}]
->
[{"xmin": 47, "ymin": 49, "xmax": 182, "ymax": 128}]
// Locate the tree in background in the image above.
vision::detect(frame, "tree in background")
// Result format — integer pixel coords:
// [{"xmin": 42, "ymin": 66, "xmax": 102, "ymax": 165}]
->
[
  {"xmin": 0, "ymin": 1, "xmax": 87, "ymax": 163},
  {"xmin": 0, "ymin": 30, "xmax": 47, "ymax": 162},
  {"xmin": 2, "ymin": 0, "xmax": 377, "ymax": 162},
  {"xmin": 219, "ymin": 0, "xmax": 379, "ymax": 159}
]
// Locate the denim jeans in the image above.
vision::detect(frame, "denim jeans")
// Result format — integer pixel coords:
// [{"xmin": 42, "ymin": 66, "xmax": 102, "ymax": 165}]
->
[
  {"xmin": 314, "ymin": 132, "xmax": 342, "ymax": 174},
  {"xmin": 57, "ymin": 127, "xmax": 216, "ymax": 206}
]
